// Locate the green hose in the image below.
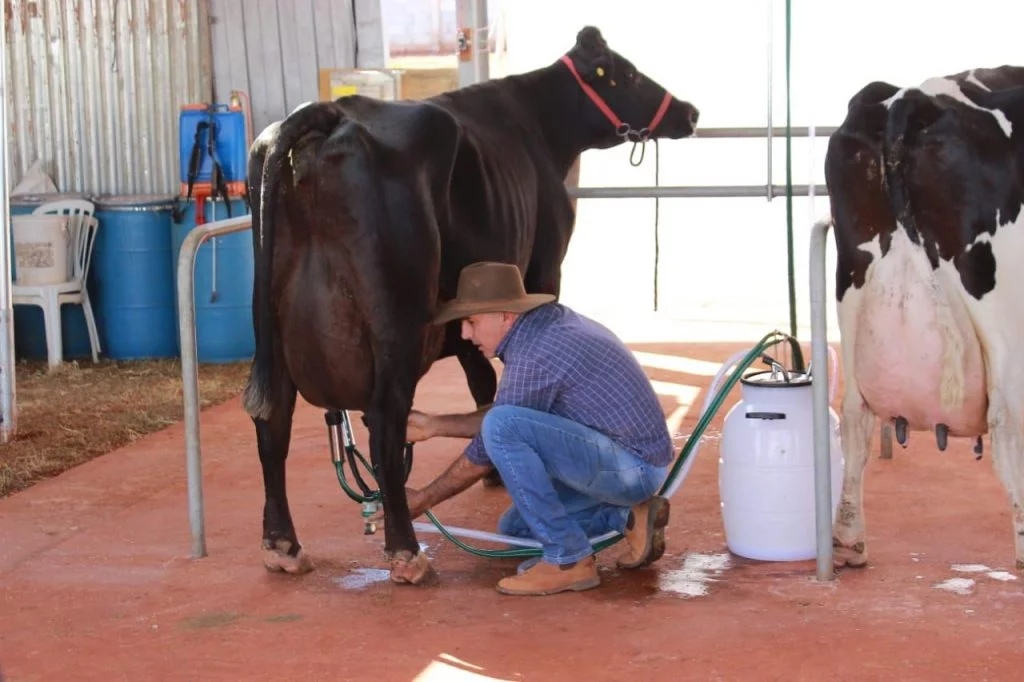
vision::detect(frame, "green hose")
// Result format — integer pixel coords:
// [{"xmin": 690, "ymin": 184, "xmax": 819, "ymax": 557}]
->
[{"xmin": 332, "ymin": 330, "xmax": 802, "ymax": 560}]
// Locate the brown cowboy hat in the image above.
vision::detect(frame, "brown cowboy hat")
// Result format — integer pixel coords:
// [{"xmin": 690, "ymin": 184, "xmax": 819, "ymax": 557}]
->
[{"xmin": 433, "ymin": 262, "xmax": 555, "ymax": 325}]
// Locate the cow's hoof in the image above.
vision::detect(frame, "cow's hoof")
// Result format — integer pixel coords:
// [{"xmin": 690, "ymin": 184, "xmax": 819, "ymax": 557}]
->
[
  {"xmin": 389, "ymin": 550, "xmax": 434, "ymax": 585},
  {"xmin": 832, "ymin": 538, "xmax": 867, "ymax": 568},
  {"xmin": 262, "ymin": 539, "xmax": 314, "ymax": 575}
]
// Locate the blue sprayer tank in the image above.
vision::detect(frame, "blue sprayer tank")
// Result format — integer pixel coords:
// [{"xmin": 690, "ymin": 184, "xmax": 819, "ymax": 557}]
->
[{"xmin": 178, "ymin": 103, "xmax": 248, "ymax": 200}]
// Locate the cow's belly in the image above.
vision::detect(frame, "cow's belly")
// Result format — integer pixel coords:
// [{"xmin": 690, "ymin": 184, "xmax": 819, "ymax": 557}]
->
[
  {"xmin": 852, "ymin": 234, "xmax": 988, "ymax": 436},
  {"xmin": 279, "ymin": 274, "xmax": 376, "ymax": 411}
]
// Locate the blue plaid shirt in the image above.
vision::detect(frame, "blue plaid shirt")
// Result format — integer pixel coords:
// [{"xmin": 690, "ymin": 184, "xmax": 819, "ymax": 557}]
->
[{"xmin": 463, "ymin": 303, "xmax": 674, "ymax": 467}]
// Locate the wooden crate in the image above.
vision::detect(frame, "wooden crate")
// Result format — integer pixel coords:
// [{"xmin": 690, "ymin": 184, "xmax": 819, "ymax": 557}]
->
[
  {"xmin": 397, "ymin": 68, "xmax": 459, "ymax": 100},
  {"xmin": 317, "ymin": 68, "xmax": 458, "ymax": 102}
]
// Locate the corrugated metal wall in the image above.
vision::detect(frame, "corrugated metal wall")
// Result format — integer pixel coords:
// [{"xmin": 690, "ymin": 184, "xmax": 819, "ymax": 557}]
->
[
  {"xmin": 3, "ymin": 0, "xmax": 212, "ymax": 196},
  {"xmin": 209, "ymin": 0, "xmax": 385, "ymax": 140}
]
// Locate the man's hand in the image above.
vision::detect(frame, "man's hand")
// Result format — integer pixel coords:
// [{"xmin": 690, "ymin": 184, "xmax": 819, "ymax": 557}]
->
[
  {"xmin": 369, "ymin": 487, "xmax": 429, "ymax": 525},
  {"xmin": 406, "ymin": 410, "xmax": 435, "ymax": 443},
  {"xmin": 365, "ymin": 454, "xmax": 491, "ymax": 528}
]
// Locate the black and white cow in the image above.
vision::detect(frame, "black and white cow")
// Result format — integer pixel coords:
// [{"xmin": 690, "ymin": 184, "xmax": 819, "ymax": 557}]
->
[{"xmin": 825, "ymin": 65, "xmax": 1024, "ymax": 569}]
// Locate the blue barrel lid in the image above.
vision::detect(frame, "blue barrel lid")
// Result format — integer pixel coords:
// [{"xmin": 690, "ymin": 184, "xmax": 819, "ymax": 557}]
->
[
  {"xmin": 93, "ymin": 194, "xmax": 178, "ymax": 211},
  {"xmin": 9, "ymin": 191, "xmax": 94, "ymax": 207}
]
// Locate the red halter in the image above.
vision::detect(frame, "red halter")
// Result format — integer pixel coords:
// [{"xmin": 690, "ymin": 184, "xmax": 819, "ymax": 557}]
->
[{"xmin": 559, "ymin": 54, "xmax": 673, "ymax": 142}]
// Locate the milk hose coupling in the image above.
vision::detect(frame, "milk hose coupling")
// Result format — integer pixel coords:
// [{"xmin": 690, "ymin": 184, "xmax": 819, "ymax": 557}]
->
[{"xmin": 362, "ymin": 500, "xmax": 381, "ymax": 535}]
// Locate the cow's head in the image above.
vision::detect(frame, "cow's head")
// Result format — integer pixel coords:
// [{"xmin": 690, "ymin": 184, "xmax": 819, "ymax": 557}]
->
[{"xmin": 562, "ymin": 26, "xmax": 699, "ymax": 148}]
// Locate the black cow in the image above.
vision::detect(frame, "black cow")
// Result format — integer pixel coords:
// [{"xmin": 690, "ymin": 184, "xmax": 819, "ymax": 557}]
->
[
  {"xmin": 825, "ymin": 65, "xmax": 1024, "ymax": 570},
  {"xmin": 242, "ymin": 26, "xmax": 699, "ymax": 583}
]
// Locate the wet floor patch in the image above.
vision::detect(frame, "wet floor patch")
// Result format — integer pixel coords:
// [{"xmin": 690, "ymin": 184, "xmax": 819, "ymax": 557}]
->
[
  {"xmin": 933, "ymin": 578, "xmax": 975, "ymax": 596},
  {"xmin": 333, "ymin": 568, "xmax": 391, "ymax": 590},
  {"xmin": 932, "ymin": 564, "xmax": 1019, "ymax": 595},
  {"xmin": 950, "ymin": 564, "xmax": 1019, "ymax": 583},
  {"xmin": 657, "ymin": 552, "xmax": 730, "ymax": 598}
]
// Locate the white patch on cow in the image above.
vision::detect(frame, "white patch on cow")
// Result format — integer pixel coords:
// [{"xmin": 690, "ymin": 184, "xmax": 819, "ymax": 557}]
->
[
  {"xmin": 290, "ymin": 100, "xmax": 314, "ymax": 115},
  {"xmin": 934, "ymin": 577, "xmax": 975, "ymax": 595},
  {"xmin": 917, "ymin": 77, "xmax": 1013, "ymax": 137},
  {"xmin": 883, "ymin": 78, "xmax": 1012, "ymax": 137},
  {"xmin": 986, "ymin": 571, "xmax": 1018, "ymax": 582},
  {"xmin": 856, "ymin": 232, "xmax": 884, "ymax": 262},
  {"xmin": 966, "ymin": 70, "xmax": 991, "ymax": 92}
]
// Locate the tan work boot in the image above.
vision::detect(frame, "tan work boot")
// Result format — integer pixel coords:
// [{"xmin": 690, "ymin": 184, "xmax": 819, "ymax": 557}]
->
[
  {"xmin": 496, "ymin": 555, "xmax": 600, "ymax": 596},
  {"xmin": 617, "ymin": 496, "xmax": 671, "ymax": 569}
]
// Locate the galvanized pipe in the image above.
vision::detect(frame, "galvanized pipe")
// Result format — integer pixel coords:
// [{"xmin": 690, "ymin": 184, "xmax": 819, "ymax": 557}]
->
[
  {"xmin": 766, "ymin": 0, "xmax": 774, "ymax": 201},
  {"xmin": 809, "ymin": 218, "xmax": 835, "ymax": 581},
  {"xmin": 0, "ymin": 4, "xmax": 16, "ymax": 443},
  {"xmin": 178, "ymin": 214, "xmax": 253, "ymax": 559},
  {"xmin": 568, "ymin": 184, "xmax": 828, "ymax": 199},
  {"xmin": 695, "ymin": 126, "xmax": 837, "ymax": 138}
]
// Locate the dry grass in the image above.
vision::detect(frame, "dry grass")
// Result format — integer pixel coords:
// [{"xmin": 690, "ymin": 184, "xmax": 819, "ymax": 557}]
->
[{"xmin": 0, "ymin": 358, "xmax": 250, "ymax": 498}]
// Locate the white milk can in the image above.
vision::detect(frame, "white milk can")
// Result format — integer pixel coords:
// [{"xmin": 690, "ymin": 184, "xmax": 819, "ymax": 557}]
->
[{"xmin": 719, "ymin": 353, "xmax": 844, "ymax": 561}]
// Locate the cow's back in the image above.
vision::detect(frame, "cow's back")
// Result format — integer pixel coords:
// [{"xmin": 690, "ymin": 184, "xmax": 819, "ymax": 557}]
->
[{"xmin": 427, "ymin": 83, "xmax": 579, "ymax": 300}]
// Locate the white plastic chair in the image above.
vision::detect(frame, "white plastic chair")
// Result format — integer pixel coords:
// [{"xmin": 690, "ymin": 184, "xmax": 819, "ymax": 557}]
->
[{"xmin": 12, "ymin": 200, "xmax": 101, "ymax": 368}]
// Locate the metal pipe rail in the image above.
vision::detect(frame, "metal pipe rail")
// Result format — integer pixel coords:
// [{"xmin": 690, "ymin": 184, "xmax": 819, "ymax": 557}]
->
[
  {"xmin": 567, "ymin": 184, "xmax": 828, "ymax": 199},
  {"xmin": 178, "ymin": 214, "xmax": 253, "ymax": 559},
  {"xmin": 694, "ymin": 126, "xmax": 837, "ymax": 138},
  {"xmin": 565, "ymin": 125, "xmax": 837, "ymax": 201}
]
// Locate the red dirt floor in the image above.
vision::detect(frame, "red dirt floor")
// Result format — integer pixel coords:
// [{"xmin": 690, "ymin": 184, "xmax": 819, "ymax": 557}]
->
[{"xmin": 2, "ymin": 341, "xmax": 1023, "ymax": 681}]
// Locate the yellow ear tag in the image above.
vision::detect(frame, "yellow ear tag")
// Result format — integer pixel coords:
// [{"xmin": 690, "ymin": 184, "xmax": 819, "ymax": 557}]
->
[{"xmin": 596, "ymin": 67, "xmax": 605, "ymax": 77}]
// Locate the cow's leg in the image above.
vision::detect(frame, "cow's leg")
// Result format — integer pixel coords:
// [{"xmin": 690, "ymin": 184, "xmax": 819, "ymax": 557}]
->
[
  {"xmin": 832, "ymin": 289, "xmax": 876, "ymax": 568},
  {"xmin": 832, "ymin": 385, "xmax": 876, "ymax": 568},
  {"xmin": 365, "ymin": 345, "xmax": 432, "ymax": 585},
  {"xmin": 985, "ymin": 389, "xmax": 1024, "ymax": 570},
  {"xmin": 256, "ymin": 372, "xmax": 310, "ymax": 573},
  {"xmin": 455, "ymin": 338, "xmax": 503, "ymax": 487}
]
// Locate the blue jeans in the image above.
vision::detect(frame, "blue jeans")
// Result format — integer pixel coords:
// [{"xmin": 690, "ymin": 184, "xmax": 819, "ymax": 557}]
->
[{"xmin": 481, "ymin": 405, "xmax": 669, "ymax": 565}]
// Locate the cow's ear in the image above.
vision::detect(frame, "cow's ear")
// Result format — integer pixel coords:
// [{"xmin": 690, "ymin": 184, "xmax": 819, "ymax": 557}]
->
[{"xmin": 571, "ymin": 26, "xmax": 612, "ymax": 80}]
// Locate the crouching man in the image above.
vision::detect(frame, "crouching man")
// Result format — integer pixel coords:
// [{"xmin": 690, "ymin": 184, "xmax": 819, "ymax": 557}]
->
[{"xmin": 402, "ymin": 261, "xmax": 674, "ymax": 596}]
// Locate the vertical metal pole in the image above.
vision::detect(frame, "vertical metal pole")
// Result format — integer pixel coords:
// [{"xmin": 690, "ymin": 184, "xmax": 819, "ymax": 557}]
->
[
  {"xmin": 765, "ymin": 0, "xmax": 774, "ymax": 202},
  {"xmin": 471, "ymin": 0, "xmax": 488, "ymax": 84},
  {"xmin": 784, "ymin": 0, "xmax": 798, "ymax": 344},
  {"xmin": 457, "ymin": 0, "xmax": 488, "ymax": 88},
  {"xmin": 0, "ymin": 6, "xmax": 17, "ymax": 443},
  {"xmin": 809, "ymin": 219, "xmax": 834, "ymax": 581},
  {"xmin": 179, "ymin": 227, "xmax": 206, "ymax": 559}
]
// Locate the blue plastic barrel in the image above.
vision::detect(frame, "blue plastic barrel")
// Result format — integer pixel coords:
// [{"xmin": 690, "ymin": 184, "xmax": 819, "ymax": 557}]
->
[
  {"xmin": 90, "ymin": 195, "xmax": 179, "ymax": 359},
  {"xmin": 172, "ymin": 197, "xmax": 254, "ymax": 363},
  {"xmin": 8, "ymin": 192, "xmax": 95, "ymax": 361}
]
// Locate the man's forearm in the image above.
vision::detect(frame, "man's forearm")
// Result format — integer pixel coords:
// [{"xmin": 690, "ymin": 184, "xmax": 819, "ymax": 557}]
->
[
  {"xmin": 415, "ymin": 454, "xmax": 493, "ymax": 515},
  {"xmin": 430, "ymin": 404, "xmax": 492, "ymax": 439}
]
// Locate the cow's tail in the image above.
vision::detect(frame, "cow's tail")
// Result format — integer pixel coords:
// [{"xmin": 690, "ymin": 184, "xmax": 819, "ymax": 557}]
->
[
  {"xmin": 882, "ymin": 90, "xmax": 943, "ymax": 232},
  {"xmin": 883, "ymin": 90, "xmax": 968, "ymax": 411},
  {"xmin": 243, "ymin": 103, "xmax": 346, "ymax": 421}
]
